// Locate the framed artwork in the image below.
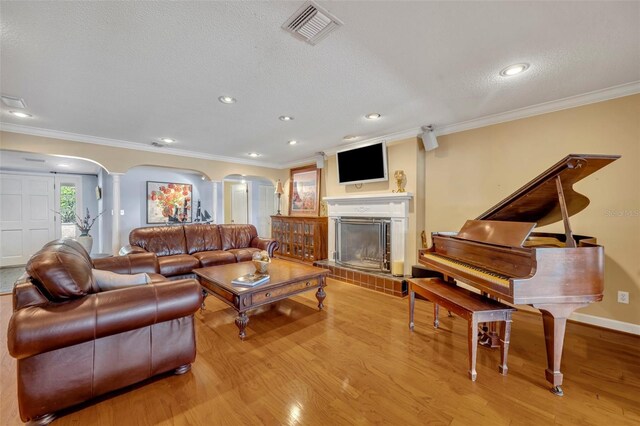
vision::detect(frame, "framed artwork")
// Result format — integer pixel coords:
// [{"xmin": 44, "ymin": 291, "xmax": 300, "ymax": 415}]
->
[
  {"xmin": 147, "ymin": 181, "xmax": 193, "ymax": 224},
  {"xmin": 289, "ymin": 165, "xmax": 321, "ymax": 216}
]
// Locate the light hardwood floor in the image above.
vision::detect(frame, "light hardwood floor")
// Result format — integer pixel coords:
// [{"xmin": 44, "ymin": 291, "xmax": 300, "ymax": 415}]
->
[{"xmin": 1, "ymin": 278, "xmax": 639, "ymax": 425}]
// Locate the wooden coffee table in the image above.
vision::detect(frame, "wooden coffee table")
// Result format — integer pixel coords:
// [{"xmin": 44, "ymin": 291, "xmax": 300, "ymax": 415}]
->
[{"xmin": 194, "ymin": 259, "xmax": 328, "ymax": 340}]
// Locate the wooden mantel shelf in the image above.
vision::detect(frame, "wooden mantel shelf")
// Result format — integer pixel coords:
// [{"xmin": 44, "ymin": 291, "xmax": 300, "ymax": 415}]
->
[{"xmin": 324, "ymin": 192, "xmax": 413, "ymax": 203}]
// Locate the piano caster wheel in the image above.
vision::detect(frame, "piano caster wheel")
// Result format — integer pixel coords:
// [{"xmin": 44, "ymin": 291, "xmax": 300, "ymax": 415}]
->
[{"xmin": 551, "ymin": 386, "xmax": 564, "ymax": 396}]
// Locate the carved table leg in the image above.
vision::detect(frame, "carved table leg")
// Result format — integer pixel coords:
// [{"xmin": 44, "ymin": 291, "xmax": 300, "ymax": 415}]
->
[
  {"xmin": 200, "ymin": 288, "xmax": 208, "ymax": 313},
  {"xmin": 316, "ymin": 284, "xmax": 326, "ymax": 310},
  {"xmin": 235, "ymin": 312, "xmax": 249, "ymax": 340}
]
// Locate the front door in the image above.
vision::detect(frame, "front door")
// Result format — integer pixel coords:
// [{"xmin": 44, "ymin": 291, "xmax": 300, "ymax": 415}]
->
[
  {"xmin": 54, "ymin": 175, "xmax": 83, "ymax": 239},
  {"xmin": 0, "ymin": 173, "xmax": 55, "ymax": 266}
]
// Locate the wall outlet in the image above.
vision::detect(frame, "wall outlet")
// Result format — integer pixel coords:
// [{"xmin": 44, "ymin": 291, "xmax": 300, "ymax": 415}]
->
[{"xmin": 617, "ymin": 291, "xmax": 629, "ymax": 304}]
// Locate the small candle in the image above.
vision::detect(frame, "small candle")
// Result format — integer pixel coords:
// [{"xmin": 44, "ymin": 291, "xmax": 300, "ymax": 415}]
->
[{"xmin": 392, "ymin": 260, "xmax": 404, "ymax": 276}]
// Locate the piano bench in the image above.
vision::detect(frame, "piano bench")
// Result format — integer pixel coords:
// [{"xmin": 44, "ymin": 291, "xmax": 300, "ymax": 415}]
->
[{"xmin": 408, "ymin": 278, "xmax": 516, "ymax": 382}]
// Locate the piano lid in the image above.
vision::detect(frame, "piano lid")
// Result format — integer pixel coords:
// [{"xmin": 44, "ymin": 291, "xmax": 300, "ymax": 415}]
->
[{"xmin": 477, "ymin": 154, "xmax": 620, "ymax": 227}]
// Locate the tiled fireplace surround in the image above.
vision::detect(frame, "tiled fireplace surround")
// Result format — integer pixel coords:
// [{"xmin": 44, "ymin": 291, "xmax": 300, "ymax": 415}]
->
[{"xmin": 313, "ymin": 193, "xmax": 413, "ymax": 298}]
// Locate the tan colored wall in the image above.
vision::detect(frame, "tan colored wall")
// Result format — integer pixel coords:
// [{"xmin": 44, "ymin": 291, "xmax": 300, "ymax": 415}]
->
[
  {"xmin": 324, "ymin": 138, "xmax": 425, "ymax": 268},
  {"xmin": 0, "ymin": 131, "xmax": 289, "ymax": 183},
  {"xmin": 425, "ymin": 94, "xmax": 640, "ymax": 325}
]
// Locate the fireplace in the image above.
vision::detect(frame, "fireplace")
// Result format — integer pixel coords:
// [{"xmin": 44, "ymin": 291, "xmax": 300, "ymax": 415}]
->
[
  {"xmin": 324, "ymin": 192, "xmax": 413, "ymax": 276},
  {"xmin": 335, "ymin": 217, "xmax": 391, "ymax": 272}
]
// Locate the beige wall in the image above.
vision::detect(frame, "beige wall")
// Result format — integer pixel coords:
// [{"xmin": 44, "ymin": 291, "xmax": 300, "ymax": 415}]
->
[
  {"xmin": 425, "ymin": 94, "xmax": 640, "ymax": 325},
  {"xmin": 0, "ymin": 131, "xmax": 289, "ymax": 183},
  {"xmin": 324, "ymin": 138, "xmax": 425, "ymax": 268}
]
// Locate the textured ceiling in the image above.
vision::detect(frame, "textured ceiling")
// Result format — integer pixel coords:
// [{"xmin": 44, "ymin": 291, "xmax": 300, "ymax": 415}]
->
[{"xmin": 1, "ymin": 1, "xmax": 639, "ymax": 167}]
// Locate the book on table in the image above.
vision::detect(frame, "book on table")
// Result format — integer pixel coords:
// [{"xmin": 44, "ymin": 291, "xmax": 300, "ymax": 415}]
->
[{"xmin": 231, "ymin": 273, "xmax": 270, "ymax": 287}]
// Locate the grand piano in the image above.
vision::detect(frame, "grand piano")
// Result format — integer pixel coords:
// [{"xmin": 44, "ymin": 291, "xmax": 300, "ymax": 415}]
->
[{"xmin": 418, "ymin": 153, "xmax": 620, "ymax": 396}]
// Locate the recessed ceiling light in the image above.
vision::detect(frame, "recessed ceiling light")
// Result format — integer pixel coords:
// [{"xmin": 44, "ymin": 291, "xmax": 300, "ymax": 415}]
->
[
  {"xmin": 343, "ymin": 135, "xmax": 358, "ymax": 141},
  {"xmin": 159, "ymin": 137, "xmax": 175, "ymax": 143},
  {"xmin": 218, "ymin": 96, "xmax": 236, "ymax": 104},
  {"xmin": 58, "ymin": 163, "xmax": 70, "ymax": 168},
  {"xmin": 499, "ymin": 63, "xmax": 529, "ymax": 77},
  {"xmin": 288, "ymin": 140, "xmax": 298, "ymax": 145},
  {"xmin": 365, "ymin": 113, "xmax": 381, "ymax": 120},
  {"xmin": 248, "ymin": 152, "xmax": 260, "ymax": 157},
  {"xmin": 279, "ymin": 115, "xmax": 294, "ymax": 121},
  {"xmin": 9, "ymin": 110, "xmax": 32, "ymax": 118}
]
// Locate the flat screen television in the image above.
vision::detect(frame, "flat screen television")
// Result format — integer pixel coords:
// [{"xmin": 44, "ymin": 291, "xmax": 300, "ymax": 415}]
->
[{"xmin": 336, "ymin": 141, "xmax": 388, "ymax": 185}]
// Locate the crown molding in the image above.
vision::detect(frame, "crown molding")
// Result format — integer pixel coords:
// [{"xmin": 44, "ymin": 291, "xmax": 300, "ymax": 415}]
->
[
  {"xmin": 0, "ymin": 123, "xmax": 281, "ymax": 169},
  {"xmin": 317, "ymin": 81, "xmax": 640, "ymax": 155},
  {"xmin": 2, "ymin": 82, "xmax": 638, "ymax": 169},
  {"xmin": 436, "ymin": 81, "xmax": 640, "ymax": 136}
]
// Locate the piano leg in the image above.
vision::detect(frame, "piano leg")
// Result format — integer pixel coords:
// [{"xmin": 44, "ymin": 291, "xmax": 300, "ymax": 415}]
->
[
  {"xmin": 409, "ymin": 288, "xmax": 415, "ymax": 330},
  {"xmin": 532, "ymin": 303, "xmax": 588, "ymax": 396}
]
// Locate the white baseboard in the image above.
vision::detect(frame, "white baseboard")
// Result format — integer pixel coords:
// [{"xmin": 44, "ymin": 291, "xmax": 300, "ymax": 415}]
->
[{"xmin": 569, "ymin": 312, "xmax": 640, "ymax": 335}]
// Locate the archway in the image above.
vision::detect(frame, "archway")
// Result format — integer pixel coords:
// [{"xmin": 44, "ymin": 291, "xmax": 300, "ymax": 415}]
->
[{"xmin": 223, "ymin": 174, "xmax": 276, "ymax": 237}]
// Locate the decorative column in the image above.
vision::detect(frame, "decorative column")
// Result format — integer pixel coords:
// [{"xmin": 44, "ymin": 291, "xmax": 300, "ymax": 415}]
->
[{"xmin": 111, "ymin": 173, "xmax": 123, "ymax": 255}]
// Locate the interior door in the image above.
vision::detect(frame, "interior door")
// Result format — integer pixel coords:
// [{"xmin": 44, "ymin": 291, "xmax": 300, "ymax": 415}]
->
[
  {"xmin": 0, "ymin": 173, "xmax": 55, "ymax": 266},
  {"xmin": 231, "ymin": 183, "xmax": 248, "ymax": 224},
  {"xmin": 257, "ymin": 184, "xmax": 275, "ymax": 237}
]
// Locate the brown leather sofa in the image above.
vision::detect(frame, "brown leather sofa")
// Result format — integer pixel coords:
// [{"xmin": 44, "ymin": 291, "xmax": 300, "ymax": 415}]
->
[
  {"xmin": 122, "ymin": 223, "xmax": 278, "ymax": 278},
  {"xmin": 7, "ymin": 239, "xmax": 202, "ymax": 425}
]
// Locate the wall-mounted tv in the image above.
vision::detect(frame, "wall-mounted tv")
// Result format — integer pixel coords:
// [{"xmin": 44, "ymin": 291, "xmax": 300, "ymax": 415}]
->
[{"xmin": 336, "ymin": 141, "xmax": 388, "ymax": 185}]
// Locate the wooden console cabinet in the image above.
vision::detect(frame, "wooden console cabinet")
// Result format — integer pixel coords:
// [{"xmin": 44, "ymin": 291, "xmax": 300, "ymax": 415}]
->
[{"xmin": 271, "ymin": 216, "xmax": 328, "ymax": 263}]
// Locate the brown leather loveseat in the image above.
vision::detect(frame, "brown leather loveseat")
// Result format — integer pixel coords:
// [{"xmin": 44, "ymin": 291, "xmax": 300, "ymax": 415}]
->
[
  {"xmin": 122, "ymin": 223, "xmax": 278, "ymax": 278},
  {"xmin": 7, "ymin": 239, "xmax": 202, "ymax": 425}
]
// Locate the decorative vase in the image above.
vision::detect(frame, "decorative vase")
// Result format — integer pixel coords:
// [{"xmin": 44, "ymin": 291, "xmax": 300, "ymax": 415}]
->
[{"xmin": 75, "ymin": 234, "xmax": 93, "ymax": 255}]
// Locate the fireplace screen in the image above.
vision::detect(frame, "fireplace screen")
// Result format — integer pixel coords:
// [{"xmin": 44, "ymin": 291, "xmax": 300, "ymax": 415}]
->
[{"xmin": 335, "ymin": 217, "xmax": 391, "ymax": 272}]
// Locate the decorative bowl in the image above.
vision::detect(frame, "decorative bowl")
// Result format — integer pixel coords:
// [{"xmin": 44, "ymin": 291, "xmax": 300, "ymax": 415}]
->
[{"xmin": 253, "ymin": 257, "xmax": 271, "ymax": 274}]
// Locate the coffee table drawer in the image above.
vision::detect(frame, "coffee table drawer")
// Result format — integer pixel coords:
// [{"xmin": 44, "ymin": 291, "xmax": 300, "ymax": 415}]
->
[{"xmin": 252, "ymin": 277, "xmax": 319, "ymax": 305}]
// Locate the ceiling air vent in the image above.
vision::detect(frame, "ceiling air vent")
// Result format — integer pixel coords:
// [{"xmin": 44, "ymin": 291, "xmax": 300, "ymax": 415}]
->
[
  {"xmin": 1, "ymin": 95, "xmax": 27, "ymax": 109},
  {"xmin": 24, "ymin": 157, "xmax": 45, "ymax": 163},
  {"xmin": 282, "ymin": 1, "xmax": 343, "ymax": 45}
]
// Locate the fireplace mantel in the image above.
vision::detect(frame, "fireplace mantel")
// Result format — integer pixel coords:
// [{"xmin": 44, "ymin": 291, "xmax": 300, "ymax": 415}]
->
[
  {"xmin": 324, "ymin": 193, "xmax": 413, "ymax": 275},
  {"xmin": 324, "ymin": 193, "xmax": 413, "ymax": 218}
]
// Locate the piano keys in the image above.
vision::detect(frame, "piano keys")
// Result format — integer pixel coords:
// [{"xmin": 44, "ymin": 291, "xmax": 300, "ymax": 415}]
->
[{"xmin": 419, "ymin": 153, "xmax": 620, "ymax": 396}]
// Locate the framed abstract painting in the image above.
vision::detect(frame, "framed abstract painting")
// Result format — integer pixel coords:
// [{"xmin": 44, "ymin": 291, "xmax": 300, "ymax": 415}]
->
[{"xmin": 147, "ymin": 181, "xmax": 192, "ymax": 224}]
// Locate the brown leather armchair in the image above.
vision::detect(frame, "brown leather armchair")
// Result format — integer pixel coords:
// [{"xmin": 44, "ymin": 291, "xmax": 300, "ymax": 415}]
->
[{"xmin": 7, "ymin": 239, "xmax": 202, "ymax": 425}]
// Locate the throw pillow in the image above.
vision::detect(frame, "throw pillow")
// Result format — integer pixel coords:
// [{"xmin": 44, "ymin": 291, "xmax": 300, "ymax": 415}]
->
[{"xmin": 92, "ymin": 269, "xmax": 151, "ymax": 292}]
